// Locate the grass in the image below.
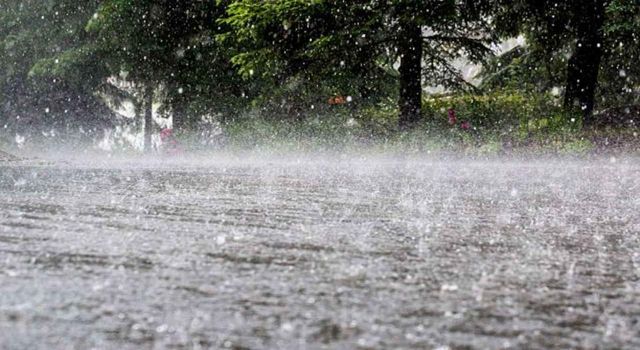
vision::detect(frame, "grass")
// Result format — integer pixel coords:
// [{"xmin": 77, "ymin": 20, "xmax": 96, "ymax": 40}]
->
[
  {"xmin": 2, "ymin": 90, "xmax": 638, "ymax": 157},
  {"xmin": 216, "ymin": 90, "xmax": 639, "ymax": 156},
  {"xmin": 217, "ymin": 112, "xmax": 639, "ymax": 157}
]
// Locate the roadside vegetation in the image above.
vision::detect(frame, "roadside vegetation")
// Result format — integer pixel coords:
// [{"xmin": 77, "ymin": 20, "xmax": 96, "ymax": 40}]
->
[{"xmin": 1, "ymin": 1, "xmax": 638, "ymax": 156}]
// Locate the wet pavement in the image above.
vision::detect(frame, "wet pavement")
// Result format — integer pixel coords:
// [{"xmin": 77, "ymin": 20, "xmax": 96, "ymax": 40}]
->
[{"xmin": 1, "ymin": 155, "xmax": 639, "ymax": 349}]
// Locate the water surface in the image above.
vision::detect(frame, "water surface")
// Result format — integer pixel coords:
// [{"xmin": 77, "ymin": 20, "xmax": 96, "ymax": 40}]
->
[{"xmin": 1, "ymin": 156, "xmax": 639, "ymax": 349}]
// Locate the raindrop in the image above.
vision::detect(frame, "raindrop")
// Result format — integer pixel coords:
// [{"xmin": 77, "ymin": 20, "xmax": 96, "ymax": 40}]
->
[{"xmin": 441, "ymin": 284, "xmax": 459, "ymax": 292}]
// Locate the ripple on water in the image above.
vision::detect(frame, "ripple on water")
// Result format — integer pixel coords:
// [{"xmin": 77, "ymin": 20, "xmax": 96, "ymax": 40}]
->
[{"xmin": 0, "ymin": 159, "xmax": 639, "ymax": 349}]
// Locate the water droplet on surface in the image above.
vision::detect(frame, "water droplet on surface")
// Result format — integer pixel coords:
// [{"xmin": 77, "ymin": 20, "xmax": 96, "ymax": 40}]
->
[
  {"xmin": 281, "ymin": 323, "xmax": 294, "ymax": 332},
  {"xmin": 441, "ymin": 284, "xmax": 458, "ymax": 292}
]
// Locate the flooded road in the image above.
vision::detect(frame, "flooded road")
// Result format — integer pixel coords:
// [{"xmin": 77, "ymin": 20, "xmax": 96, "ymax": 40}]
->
[{"xmin": 1, "ymin": 156, "xmax": 640, "ymax": 349}]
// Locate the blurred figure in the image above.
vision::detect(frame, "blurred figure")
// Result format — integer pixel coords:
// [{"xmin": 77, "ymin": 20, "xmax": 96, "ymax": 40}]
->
[
  {"xmin": 159, "ymin": 128, "xmax": 183, "ymax": 156},
  {"xmin": 448, "ymin": 108, "xmax": 457, "ymax": 125},
  {"xmin": 448, "ymin": 108, "xmax": 472, "ymax": 130},
  {"xmin": 328, "ymin": 95, "xmax": 347, "ymax": 105}
]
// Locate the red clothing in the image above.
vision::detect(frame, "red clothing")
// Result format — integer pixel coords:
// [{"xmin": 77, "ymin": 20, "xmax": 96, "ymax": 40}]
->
[{"xmin": 159, "ymin": 129, "xmax": 183, "ymax": 155}]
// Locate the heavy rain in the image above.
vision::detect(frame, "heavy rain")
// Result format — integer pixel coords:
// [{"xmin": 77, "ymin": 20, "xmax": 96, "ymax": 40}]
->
[{"xmin": 1, "ymin": 1, "xmax": 640, "ymax": 349}]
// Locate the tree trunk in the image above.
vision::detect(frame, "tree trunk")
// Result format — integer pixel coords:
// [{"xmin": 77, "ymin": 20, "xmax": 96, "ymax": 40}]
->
[
  {"xmin": 143, "ymin": 85, "xmax": 154, "ymax": 153},
  {"xmin": 398, "ymin": 20, "xmax": 423, "ymax": 130},
  {"xmin": 172, "ymin": 101, "xmax": 187, "ymax": 131},
  {"xmin": 564, "ymin": 0, "xmax": 606, "ymax": 122}
]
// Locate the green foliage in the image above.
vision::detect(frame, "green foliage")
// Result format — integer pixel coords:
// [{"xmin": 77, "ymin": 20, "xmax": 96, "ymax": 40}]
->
[
  {"xmin": 220, "ymin": 89, "xmax": 594, "ymax": 155},
  {"xmin": 599, "ymin": 0, "xmax": 640, "ymax": 108},
  {"xmin": 0, "ymin": 0, "xmax": 111, "ymax": 140},
  {"xmin": 221, "ymin": 0, "xmax": 495, "ymax": 116},
  {"xmin": 477, "ymin": 46, "xmax": 566, "ymax": 92},
  {"xmin": 170, "ymin": 74, "xmax": 620, "ymax": 155},
  {"xmin": 86, "ymin": 0, "xmax": 167, "ymax": 83},
  {"xmin": 83, "ymin": 0, "xmax": 254, "ymax": 129},
  {"xmin": 488, "ymin": 0, "xmax": 640, "ymax": 116},
  {"xmin": 422, "ymin": 91, "xmax": 572, "ymax": 134},
  {"xmin": 0, "ymin": 0, "xmax": 102, "ymax": 82},
  {"xmin": 560, "ymin": 139, "xmax": 594, "ymax": 155},
  {"xmin": 1, "ymin": 0, "xmax": 638, "ymax": 151},
  {"xmin": 224, "ymin": 111, "xmax": 363, "ymax": 151},
  {"xmin": 352, "ymin": 102, "xmax": 399, "ymax": 138}
]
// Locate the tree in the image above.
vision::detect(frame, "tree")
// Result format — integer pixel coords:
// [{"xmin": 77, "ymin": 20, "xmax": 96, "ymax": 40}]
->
[
  {"xmin": 222, "ymin": 0, "xmax": 494, "ymax": 129},
  {"xmin": 598, "ymin": 0, "xmax": 640, "ymax": 110},
  {"xmin": 85, "ymin": 0, "xmax": 174, "ymax": 152},
  {"xmin": 490, "ymin": 0, "xmax": 640, "ymax": 123},
  {"xmin": 85, "ymin": 0, "xmax": 251, "ymax": 152},
  {"xmin": 0, "ymin": 0, "xmax": 111, "ymax": 143},
  {"xmin": 563, "ymin": 0, "xmax": 607, "ymax": 118}
]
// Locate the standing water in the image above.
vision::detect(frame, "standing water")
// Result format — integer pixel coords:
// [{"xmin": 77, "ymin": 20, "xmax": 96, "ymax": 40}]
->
[{"xmin": 1, "ymin": 155, "xmax": 639, "ymax": 349}]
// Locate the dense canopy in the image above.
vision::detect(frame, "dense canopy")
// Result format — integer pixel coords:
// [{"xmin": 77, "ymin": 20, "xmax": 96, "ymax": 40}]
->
[{"xmin": 1, "ymin": 0, "xmax": 638, "ymax": 150}]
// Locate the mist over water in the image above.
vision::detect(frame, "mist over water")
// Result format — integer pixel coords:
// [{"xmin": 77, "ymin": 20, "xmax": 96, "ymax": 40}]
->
[{"xmin": 1, "ymin": 153, "xmax": 640, "ymax": 349}]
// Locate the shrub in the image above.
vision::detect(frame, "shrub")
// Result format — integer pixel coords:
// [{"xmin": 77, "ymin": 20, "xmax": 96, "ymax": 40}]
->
[{"xmin": 421, "ymin": 90, "xmax": 579, "ymax": 141}]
